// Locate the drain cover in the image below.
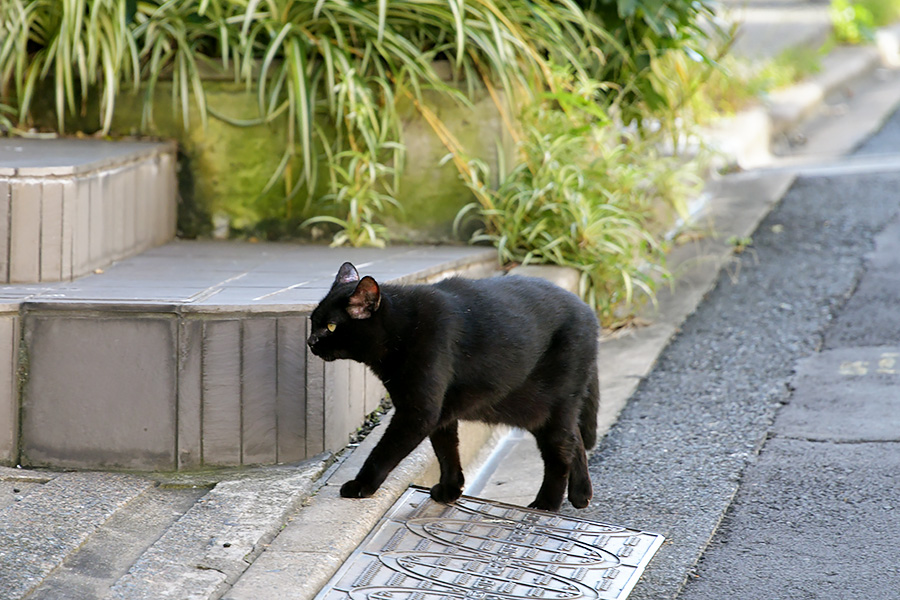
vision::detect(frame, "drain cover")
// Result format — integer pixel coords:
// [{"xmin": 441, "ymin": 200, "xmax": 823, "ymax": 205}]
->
[{"xmin": 314, "ymin": 486, "xmax": 664, "ymax": 600}]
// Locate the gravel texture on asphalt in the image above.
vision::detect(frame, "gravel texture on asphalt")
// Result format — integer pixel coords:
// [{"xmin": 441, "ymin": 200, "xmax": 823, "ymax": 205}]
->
[{"xmin": 574, "ymin": 164, "xmax": 900, "ymax": 599}]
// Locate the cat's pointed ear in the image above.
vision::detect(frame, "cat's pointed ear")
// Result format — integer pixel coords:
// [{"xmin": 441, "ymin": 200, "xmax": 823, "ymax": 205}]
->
[
  {"xmin": 333, "ymin": 262, "xmax": 360, "ymax": 288},
  {"xmin": 347, "ymin": 276, "xmax": 381, "ymax": 319}
]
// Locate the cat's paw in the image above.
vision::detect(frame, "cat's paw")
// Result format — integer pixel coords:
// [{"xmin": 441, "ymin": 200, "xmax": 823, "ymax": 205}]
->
[
  {"xmin": 567, "ymin": 480, "xmax": 593, "ymax": 509},
  {"xmin": 340, "ymin": 479, "xmax": 374, "ymax": 498},
  {"xmin": 527, "ymin": 496, "xmax": 563, "ymax": 512},
  {"xmin": 429, "ymin": 482, "xmax": 463, "ymax": 504},
  {"xmin": 567, "ymin": 487, "xmax": 592, "ymax": 509}
]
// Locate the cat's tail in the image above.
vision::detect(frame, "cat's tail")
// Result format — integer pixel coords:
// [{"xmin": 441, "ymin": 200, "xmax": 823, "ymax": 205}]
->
[{"xmin": 578, "ymin": 361, "xmax": 600, "ymax": 450}]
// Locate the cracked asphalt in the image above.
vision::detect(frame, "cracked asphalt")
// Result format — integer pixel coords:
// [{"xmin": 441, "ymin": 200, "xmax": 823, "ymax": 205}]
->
[{"xmin": 576, "ymin": 110, "xmax": 900, "ymax": 598}]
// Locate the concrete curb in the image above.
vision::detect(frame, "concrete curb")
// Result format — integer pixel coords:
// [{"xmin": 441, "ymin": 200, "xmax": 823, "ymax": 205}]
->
[
  {"xmin": 706, "ymin": 23, "xmax": 900, "ymax": 170},
  {"xmin": 108, "ymin": 462, "xmax": 328, "ymax": 599},
  {"xmin": 222, "ymin": 413, "xmax": 504, "ymax": 598}
]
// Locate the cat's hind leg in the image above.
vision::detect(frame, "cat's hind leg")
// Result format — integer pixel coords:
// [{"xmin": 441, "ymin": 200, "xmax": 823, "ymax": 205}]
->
[
  {"xmin": 529, "ymin": 421, "xmax": 578, "ymax": 512},
  {"xmin": 429, "ymin": 421, "xmax": 465, "ymax": 503},
  {"xmin": 566, "ymin": 429, "xmax": 592, "ymax": 508}
]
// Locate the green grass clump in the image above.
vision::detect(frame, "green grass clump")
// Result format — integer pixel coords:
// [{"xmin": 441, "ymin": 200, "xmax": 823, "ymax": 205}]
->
[
  {"xmin": 830, "ymin": 0, "xmax": 900, "ymax": 44},
  {"xmin": 455, "ymin": 73, "xmax": 704, "ymax": 324}
]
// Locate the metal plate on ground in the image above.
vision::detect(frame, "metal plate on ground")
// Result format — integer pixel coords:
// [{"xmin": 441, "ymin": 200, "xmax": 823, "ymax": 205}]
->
[{"xmin": 314, "ymin": 486, "xmax": 664, "ymax": 600}]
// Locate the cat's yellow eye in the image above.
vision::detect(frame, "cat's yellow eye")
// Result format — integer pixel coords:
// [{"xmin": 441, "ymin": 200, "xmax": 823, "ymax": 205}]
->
[{"xmin": 327, "ymin": 323, "xmax": 337, "ymax": 332}]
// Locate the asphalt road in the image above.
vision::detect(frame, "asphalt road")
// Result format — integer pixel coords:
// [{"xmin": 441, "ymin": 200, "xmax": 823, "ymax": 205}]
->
[{"xmin": 574, "ymin": 110, "xmax": 900, "ymax": 598}]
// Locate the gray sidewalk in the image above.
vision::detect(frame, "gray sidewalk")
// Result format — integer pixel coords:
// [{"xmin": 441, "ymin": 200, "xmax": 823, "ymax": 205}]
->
[{"xmin": 4, "ymin": 8, "xmax": 900, "ymax": 600}]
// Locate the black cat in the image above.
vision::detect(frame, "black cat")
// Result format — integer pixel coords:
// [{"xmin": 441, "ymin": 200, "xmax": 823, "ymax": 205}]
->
[{"xmin": 307, "ymin": 262, "xmax": 600, "ymax": 511}]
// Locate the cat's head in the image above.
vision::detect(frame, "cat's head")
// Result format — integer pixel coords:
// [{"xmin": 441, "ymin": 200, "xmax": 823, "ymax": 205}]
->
[{"xmin": 307, "ymin": 262, "xmax": 382, "ymax": 362}]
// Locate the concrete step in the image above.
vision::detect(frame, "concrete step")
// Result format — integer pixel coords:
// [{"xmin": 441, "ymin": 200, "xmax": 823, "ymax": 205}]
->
[
  {"xmin": 106, "ymin": 459, "xmax": 327, "ymax": 599},
  {"xmin": 0, "ymin": 457, "xmax": 328, "ymax": 600},
  {"xmin": 1, "ymin": 241, "xmax": 498, "ymax": 471},
  {"xmin": 0, "ymin": 138, "xmax": 177, "ymax": 284},
  {"xmin": 23, "ymin": 485, "xmax": 206, "ymax": 600},
  {"xmin": 0, "ymin": 469, "xmax": 154, "ymax": 599}
]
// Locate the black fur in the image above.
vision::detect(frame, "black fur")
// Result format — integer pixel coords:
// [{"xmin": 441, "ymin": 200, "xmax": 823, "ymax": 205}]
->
[{"xmin": 307, "ymin": 262, "xmax": 600, "ymax": 511}]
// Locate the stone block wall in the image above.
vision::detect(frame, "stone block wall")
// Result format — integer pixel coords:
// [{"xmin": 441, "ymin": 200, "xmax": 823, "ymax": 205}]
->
[
  {"xmin": 19, "ymin": 309, "xmax": 386, "ymax": 471},
  {"xmin": 8, "ymin": 243, "xmax": 495, "ymax": 471}
]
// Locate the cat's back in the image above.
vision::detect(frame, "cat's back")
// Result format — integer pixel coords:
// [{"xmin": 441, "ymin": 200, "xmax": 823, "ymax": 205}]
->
[
  {"xmin": 430, "ymin": 275, "xmax": 598, "ymax": 389},
  {"xmin": 433, "ymin": 274, "xmax": 596, "ymax": 331}
]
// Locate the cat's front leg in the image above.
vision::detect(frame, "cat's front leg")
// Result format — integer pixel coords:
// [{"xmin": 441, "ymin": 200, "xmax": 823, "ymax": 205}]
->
[
  {"xmin": 429, "ymin": 421, "xmax": 464, "ymax": 503},
  {"xmin": 340, "ymin": 409, "xmax": 436, "ymax": 498}
]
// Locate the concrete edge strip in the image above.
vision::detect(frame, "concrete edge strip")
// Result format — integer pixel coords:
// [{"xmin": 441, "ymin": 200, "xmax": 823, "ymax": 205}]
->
[
  {"xmin": 106, "ymin": 462, "xmax": 327, "ymax": 600},
  {"xmin": 767, "ymin": 23, "xmax": 900, "ymax": 136},
  {"xmin": 0, "ymin": 473, "xmax": 153, "ymax": 599},
  {"xmin": 221, "ymin": 417, "xmax": 502, "ymax": 599}
]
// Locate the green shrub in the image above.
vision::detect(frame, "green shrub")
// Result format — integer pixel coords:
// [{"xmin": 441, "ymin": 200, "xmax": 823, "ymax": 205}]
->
[
  {"xmin": 651, "ymin": 41, "xmax": 824, "ymax": 125},
  {"xmin": 455, "ymin": 73, "xmax": 702, "ymax": 323},
  {"xmin": 579, "ymin": 0, "xmax": 719, "ymax": 125},
  {"xmin": 831, "ymin": 0, "xmax": 876, "ymax": 44},
  {"xmin": 837, "ymin": 0, "xmax": 900, "ymax": 28},
  {"xmin": 1, "ymin": 0, "xmax": 612, "ymax": 243}
]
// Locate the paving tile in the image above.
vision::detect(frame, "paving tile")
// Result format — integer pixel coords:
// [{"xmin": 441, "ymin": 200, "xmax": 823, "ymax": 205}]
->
[
  {"xmin": 0, "ymin": 472, "xmax": 152, "ymax": 600},
  {"xmin": 222, "ymin": 550, "xmax": 344, "ymax": 600},
  {"xmin": 89, "ymin": 175, "xmax": 104, "ymax": 264},
  {"xmin": 0, "ymin": 179, "xmax": 10, "ymax": 283},
  {"xmin": 0, "ymin": 315, "xmax": 18, "ymax": 464},
  {"xmin": 39, "ymin": 180, "xmax": 64, "ymax": 281},
  {"xmin": 73, "ymin": 176, "xmax": 91, "ymax": 278},
  {"xmin": 111, "ymin": 167, "xmax": 125, "ymax": 259},
  {"xmin": 109, "ymin": 462, "xmax": 323, "ymax": 600},
  {"xmin": 348, "ymin": 362, "xmax": 366, "ymax": 429},
  {"xmin": 364, "ymin": 368, "xmax": 385, "ymax": 416},
  {"xmin": 276, "ymin": 317, "xmax": 307, "ymax": 463},
  {"xmin": 59, "ymin": 179, "xmax": 75, "ymax": 280},
  {"xmin": 201, "ymin": 320, "xmax": 243, "ymax": 466},
  {"xmin": 135, "ymin": 161, "xmax": 152, "ymax": 253},
  {"xmin": 178, "ymin": 319, "xmax": 203, "ymax": 469},
  {"xmin": 241, "ymin": 318, "xmax": 278, "ymax": 465},
  {"xmin": 116, "ymin": 167, "xmax": 129, "ymax": 258},
  {"xmin": 125, "ymin": 164, "xmax": 139, "ymax": 255},
  {"xmin": 305, "ymin": 347, "xmax": 326, "ymax": 456},
  {"xmin": 21, "ymin": 315, "xmax": 178, "ymax": 469},
  {"xmin": 162, "ymin": 152, "xmax": 177, "ymax": 241},
  {"xmin": 102, "ymin": 171, "xmax": 115, "ymax": 261},
  {"xmin": 0, "ymin": 138, "xmax": 174, "ymax": 175},
  {"xmin": 324, "ymin": 359, "xmax": 352, "ymax": 452},
  {"xmin": 9, "ymin": 181, "xmax": 41, "ymax": 283}
]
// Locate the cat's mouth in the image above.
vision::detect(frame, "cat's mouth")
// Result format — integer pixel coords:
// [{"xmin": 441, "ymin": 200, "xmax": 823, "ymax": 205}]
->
[{"xmin": 307, "ymin": 339, "xmax": 341, "ymax": 362}]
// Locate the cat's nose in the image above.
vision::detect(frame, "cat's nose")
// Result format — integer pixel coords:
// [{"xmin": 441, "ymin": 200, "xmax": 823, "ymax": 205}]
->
[{"xmin": 307, "ymin": 333, "xmax": 319, "ymax": 348}]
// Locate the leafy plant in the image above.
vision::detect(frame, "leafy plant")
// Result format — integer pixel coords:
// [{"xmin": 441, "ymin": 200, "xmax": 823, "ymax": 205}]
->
[
  {"xmin": 831, "ymin": 0, "xmax": 876, "ymax": 44},
  {"xmin": 1, "ymin": 0, "xmax": 620, "ymax": 246},
  {"xmin": 301, "ymin": 145, "xmax": 403, "ymax": 248},
  {"xmin": 857, "ymin": 0, "xmax": 900, "ymax": 25},
  {"xmin": 0, "ymin": 0, "xmax": 141, "ymax": 132},
  {"xmin": 454, "ymin": 76, "xmax": 702, "ymax": 323},
  {"xmin": 581, "ymin": 0, "xmax": 719, "ymax": 125},
  {"xmin": 648, "ymin": 40, "xmax": 824, "ymax": 127}
]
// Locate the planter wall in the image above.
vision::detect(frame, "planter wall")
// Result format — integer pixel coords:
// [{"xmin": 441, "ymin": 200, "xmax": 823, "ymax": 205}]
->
[{"xmin": 33, "ymin": 76, "xmax": 513, "ymax": 241}]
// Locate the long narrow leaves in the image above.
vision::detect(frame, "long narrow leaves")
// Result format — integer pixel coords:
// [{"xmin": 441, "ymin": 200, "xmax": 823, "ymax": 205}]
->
[{"xmin": 0, "ymin": 0, "xmax": 714, "ymax": 315}]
